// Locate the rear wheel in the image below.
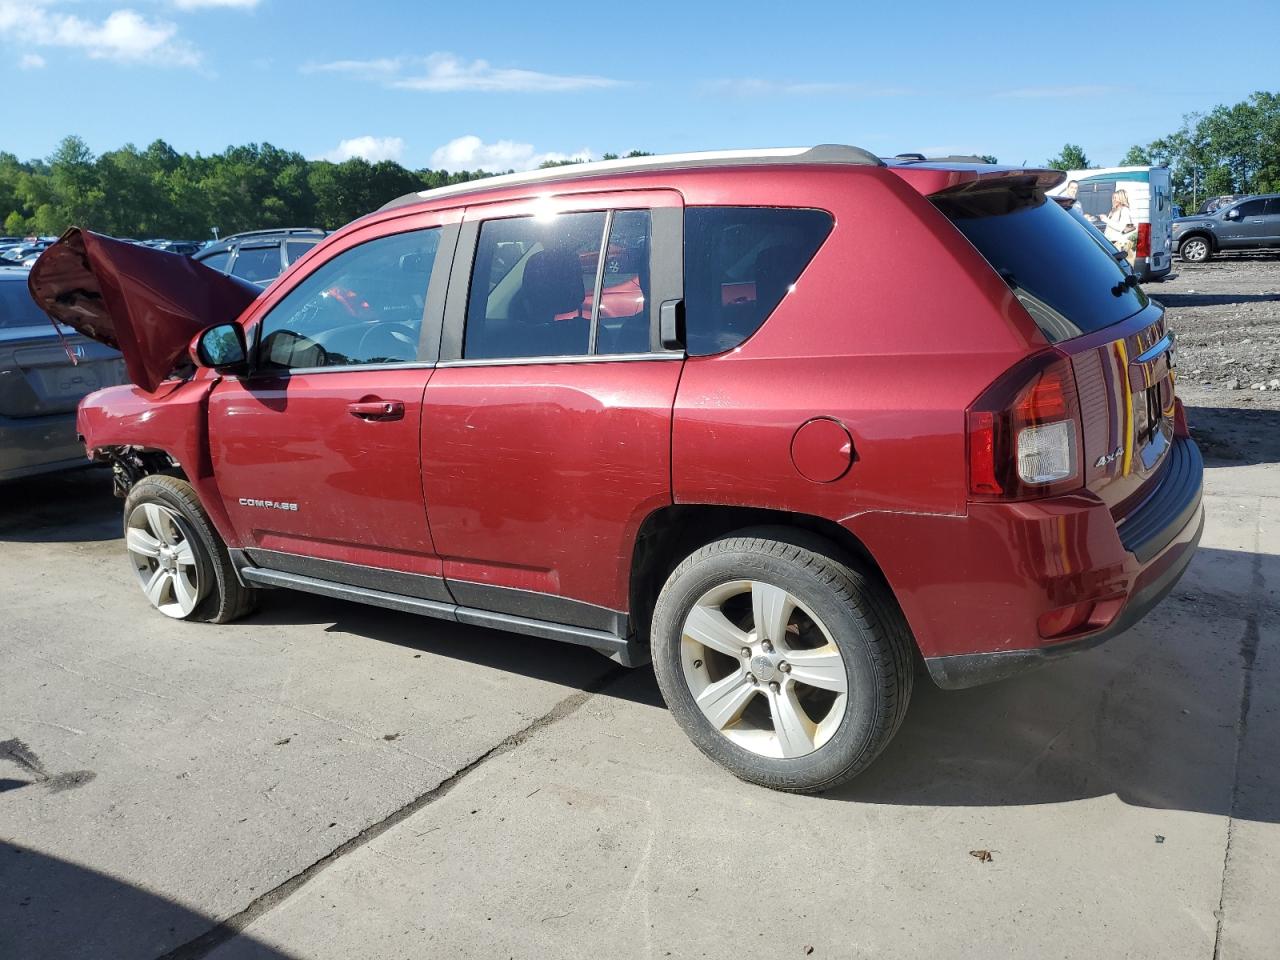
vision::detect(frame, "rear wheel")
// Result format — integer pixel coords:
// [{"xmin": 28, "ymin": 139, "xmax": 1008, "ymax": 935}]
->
[
  {"xmin": 1179, "ymin": 235, "xmax": 1212, "ymax": 263},
  {"xmin": 651, "ymin": 531, "xmax": 913, "ymax": 793},
  {"xmin": 123, "ymin": 475, "xmax": 256, "ymax": 623}
]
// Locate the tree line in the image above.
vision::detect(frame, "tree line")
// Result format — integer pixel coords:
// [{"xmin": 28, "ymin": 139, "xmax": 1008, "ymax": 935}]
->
[
  {"xmin": 0, "ymin": 136, "xmax": 652, "ymax": 240},
  {"xmin": 1046, "ymin": 91, "xmax": 1280, "ymax": 211}
]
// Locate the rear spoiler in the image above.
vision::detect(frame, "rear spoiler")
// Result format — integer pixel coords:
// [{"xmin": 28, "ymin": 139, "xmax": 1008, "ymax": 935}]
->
[
  {"xmin": 28, "ymin": 228, "xmax": 260, "ymax": 393},
  {"xmin": 888, "ymin": 163, "xmax": 1066, "ymax": 198}
]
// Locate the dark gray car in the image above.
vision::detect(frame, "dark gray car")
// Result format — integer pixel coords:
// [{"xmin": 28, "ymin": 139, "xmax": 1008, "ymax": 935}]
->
[
  {"xmin": 0, "ymin": 266, "xmax": 127, "ymax": 481},
  {"xmin": 1172, "ymin": 194, "xmax": 1280, "ymax": 262}
]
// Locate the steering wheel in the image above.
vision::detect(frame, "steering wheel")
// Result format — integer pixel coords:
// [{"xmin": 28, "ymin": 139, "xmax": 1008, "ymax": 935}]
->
[{"xmin": 355, "ymin": 322, "xmax": 417, "ymax": 363}]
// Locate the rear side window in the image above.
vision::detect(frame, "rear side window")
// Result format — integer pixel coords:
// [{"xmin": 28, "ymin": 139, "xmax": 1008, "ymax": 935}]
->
[
  {"xmin": 464, "ymin": 211, "xmax": 606, "ymax": 360},
  {"xmin": 683, "ymin": 207, "xmax": 833, "ymax": 356},
  {"xmin": 231, "ymin": 245, "xmax": 282, "ymax": 283},
  {"xmin": 0, "ymin": 281, "xmax": 50, "ymax": 329},
  {"xmin": 934, "ymin": 182, "xmax": 1149, "ymax": 343}
]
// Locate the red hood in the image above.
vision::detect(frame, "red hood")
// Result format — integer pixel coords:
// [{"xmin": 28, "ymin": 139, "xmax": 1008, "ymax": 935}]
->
[{"xmin": 28, "ymin": 228, "xmax": 260, "ymax": 393}]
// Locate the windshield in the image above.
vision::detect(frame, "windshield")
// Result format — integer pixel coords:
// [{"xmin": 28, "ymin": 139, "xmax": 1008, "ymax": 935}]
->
[
  {"xmin": 0, "ymin": 279, "xmax": 52, "ymax": 330},
  {"xmin": 934, "ymin": 179, "xmax": 1149, "ymax": 343}
]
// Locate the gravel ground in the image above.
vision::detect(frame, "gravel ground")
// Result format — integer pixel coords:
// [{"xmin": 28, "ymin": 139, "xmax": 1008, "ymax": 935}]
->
[{"xmin": 1153, "ymin": 251, "xmax": 1280, "ymax": 410}]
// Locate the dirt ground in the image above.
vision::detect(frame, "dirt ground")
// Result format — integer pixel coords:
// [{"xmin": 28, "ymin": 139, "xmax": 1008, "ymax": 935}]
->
[
  {"xmin": 1156, "ymin": 251, "xmax": 1280, "ymax": 408},
  {"xmin": 1153, "ymin": 251, "xmax": 1280, "ymax": 467}
]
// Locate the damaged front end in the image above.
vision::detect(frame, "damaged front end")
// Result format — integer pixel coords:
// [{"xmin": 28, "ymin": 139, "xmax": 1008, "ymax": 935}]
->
[{"xmin": 27, "ymin": 228, "xmax": 260, "ymax": 393}]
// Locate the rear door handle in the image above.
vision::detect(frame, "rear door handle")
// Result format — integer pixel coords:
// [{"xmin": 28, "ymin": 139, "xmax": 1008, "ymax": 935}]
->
[{"xmin": 347, "ymin": 399, "xmax": 404, "ymax": 421}]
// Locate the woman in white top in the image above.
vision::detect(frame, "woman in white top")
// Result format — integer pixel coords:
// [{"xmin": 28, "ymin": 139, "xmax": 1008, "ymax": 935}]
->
[{"xmin": 1100, "ymin": 188, "xmax": 1136, "ymax": 246}]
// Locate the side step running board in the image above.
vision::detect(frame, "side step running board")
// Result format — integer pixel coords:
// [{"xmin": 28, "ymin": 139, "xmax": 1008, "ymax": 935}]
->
[{"xmin": 238, "ymin": 566, "xmax": 645, "ymax": 666}]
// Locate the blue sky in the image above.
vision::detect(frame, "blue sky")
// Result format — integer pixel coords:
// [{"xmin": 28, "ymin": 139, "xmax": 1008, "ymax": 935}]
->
[{"xmin": 2, "ymin": 0, "xmax": 1278, "ymax": 171}]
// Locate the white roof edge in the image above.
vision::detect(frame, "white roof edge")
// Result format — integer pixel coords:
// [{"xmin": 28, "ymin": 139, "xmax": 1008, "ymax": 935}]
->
[{"xmin": 378, "ymin": 144, "xmax": 881, "ymax": 211}]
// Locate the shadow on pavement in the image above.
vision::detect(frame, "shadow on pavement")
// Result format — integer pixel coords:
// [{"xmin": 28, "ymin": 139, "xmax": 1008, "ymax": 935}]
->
[
  {"xmin": 1187, "ymin": 405, "xmax": 1280, "ymax": 466},
  {"xmin": 0, "ymin": 466, "xmax": 119, "ymax": 543},
  {"xmin": 1154, "ymin": 291, "xmax": 1280, "ymax": 307},
  {"xmin": 0, "ymin": 843, "xmax": 299, "ymax": 960}
]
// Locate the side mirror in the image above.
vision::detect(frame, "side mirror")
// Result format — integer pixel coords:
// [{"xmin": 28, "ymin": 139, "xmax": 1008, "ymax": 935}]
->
[
  {"xmin": 191, "ymin": 322, "xmax": 247, "ymax": 370},
  {"xmin": 1225, "ymin": 208, "xmax": 1241, "ymax": 220}
]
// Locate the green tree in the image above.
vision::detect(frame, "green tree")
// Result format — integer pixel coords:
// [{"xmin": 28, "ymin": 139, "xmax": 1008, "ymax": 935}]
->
[{"xmin": 1045, "ymin": 143, "xmax": 1090, "ymax": 170}]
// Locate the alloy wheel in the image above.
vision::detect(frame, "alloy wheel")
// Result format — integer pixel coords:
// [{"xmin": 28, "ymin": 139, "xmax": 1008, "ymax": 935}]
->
[
  {"xmin": 126, "ymin": 502, "xmax": 203, "ymax": 618},
  {"xmin": 1182, "ymin": 238, "xmax": 1209, "ymax": 262},
  {"xmin": 679, "ymin": 579, "xmax": 849, "ymax": 759}
]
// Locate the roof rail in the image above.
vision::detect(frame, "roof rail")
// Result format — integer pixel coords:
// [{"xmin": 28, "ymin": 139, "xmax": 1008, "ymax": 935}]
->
[
  {"xmin": 221, "ymin": 227, "xmax": 327, "ymax": 241},
  {"xmin": 378, "ymin": 144, "xmax": 883, "ymax": 212}
]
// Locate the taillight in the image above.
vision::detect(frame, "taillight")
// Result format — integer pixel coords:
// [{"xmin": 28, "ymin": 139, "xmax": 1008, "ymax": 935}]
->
[
  {"xmin": 967, "ymin": 351, "xmax": 1083, "ymax": 500},
  {"xmin": 1135, "ymin": 222, "xmax": 1151, "ymax": 258}
]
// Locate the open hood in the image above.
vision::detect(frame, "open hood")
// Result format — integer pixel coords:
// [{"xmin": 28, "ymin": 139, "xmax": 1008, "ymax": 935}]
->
[{"xmin": 28, "ymin": 228, "xmax": 260, "ymax": 392}]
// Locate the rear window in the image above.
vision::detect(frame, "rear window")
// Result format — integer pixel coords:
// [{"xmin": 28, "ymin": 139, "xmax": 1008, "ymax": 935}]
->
[
  {"xmin": 0, "ymin": 280, "xmax": 50, "ymax": 329},
  {"xmin": 934, "ymin": 181, "xmax": 1148, "ymax": 342},
  {"xmin": 684, "ymin": 207, "xmax": 833, "ymax": 356}
]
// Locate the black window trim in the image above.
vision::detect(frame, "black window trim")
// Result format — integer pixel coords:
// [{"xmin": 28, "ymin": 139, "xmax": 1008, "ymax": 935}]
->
[
  {"xmin": 440, "ymin": 199, "xmax": 684, "ymax": 365},
  {"xmin": 241, "ymin": 222, "xmax": 457, "ymax": 379}
]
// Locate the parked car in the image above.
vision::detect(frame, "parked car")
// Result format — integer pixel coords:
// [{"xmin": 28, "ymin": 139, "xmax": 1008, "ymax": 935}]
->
[
  {"xmin": 193, "ymin": 228, "xmax": 326, "ymax": 286},
  {"xmin": 33, "ymin": 147, "xmax": 1202, "ymax": 793},
  {"xmin": 0, "ymin": 266, "xmax": 127, "ymax": 482},
  {"xmin": 1172, "ymin": 194, "xmax": 1280, "ymax": 262},
  {"xmin": 1197, "ymin": 194, "xmax": 1246, "ymax": 215}
]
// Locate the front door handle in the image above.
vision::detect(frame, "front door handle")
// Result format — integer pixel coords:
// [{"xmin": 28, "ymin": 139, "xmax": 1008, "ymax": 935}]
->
[{"xmin": 347, "ymin": 399, "xmax": 404, "ymax": 421}]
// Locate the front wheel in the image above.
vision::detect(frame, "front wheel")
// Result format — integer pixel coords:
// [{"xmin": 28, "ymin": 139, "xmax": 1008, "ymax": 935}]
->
[
  {"xmin": 651, "ymin": 531, "xmax": 913, "ymax": 793},
  {"xmin": 1179, "ymin": 236, "xmax": 1212, "ymax": 263},
  {"xmin": 123, "ymin": 475, "xmax": 256, "ymax": 623}
]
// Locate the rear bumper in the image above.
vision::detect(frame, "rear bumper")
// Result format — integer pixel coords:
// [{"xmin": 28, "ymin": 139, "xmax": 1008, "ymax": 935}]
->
[
  {"xmin": 847, "ymin": 436, "xmax": 1204, "ymax": 689},
  {"xmin": 1134, "ymin": 255, "xmax": 1172, "ymax": 282},
  {"xmin": 924, "ymin": 504, "xmax": 1203, "ymax": 688},
  {"xmin": 0, "ymin": 411, "xmax": 86, "ymax": 482}
]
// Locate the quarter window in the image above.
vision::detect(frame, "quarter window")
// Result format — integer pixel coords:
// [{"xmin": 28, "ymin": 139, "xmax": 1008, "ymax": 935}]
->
[
  {"xmin": 198, "ymin": 249, "xmax": 231, "ymax": 273},
  {"xmin": 285, "ymin": 240, "xmax": 318, "ymax": 265},
  {"xmin": 683, "ymin": 207, "xmax": 834, "ymax": 356},
  {"xmin": 257, "ymin": 228, "xmax": 440, "ymax": 370},
  {"xmin": 230, "ymin": 245, "xmax": 282, "ymax": 283}
]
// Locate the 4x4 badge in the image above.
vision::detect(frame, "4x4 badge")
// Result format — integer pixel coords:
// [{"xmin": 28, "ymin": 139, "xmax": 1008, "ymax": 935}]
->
[{"xmin": 1094, "ymin": 446, "xmax": 1123, "ymax": 468}]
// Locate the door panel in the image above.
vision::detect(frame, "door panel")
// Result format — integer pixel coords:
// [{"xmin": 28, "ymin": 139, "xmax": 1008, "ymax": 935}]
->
[
  {"xmin": 422, "ymin": 361, "xmax": 681, "ymax": 612},
  {"xmin": 209, "ymin": 368, "xmax": 441, "ymax": 574},
  {"xmin": 423, "ymin": 189, "xmax": 684, "ymax": 617}
]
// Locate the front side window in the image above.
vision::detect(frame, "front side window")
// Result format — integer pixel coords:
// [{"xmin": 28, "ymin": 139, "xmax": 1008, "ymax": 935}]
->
[
  {"xmin": 257, "ymin": 228, "xmax": 440, "ymax": 370},
  {"xmin": 683, "ymin": 207, "xmax": 833, "ymax": 356},
  {"xmin": 231, "ymin": 245, "xmax": 282, "ymax": 283},
  {"xmin": 1231, "ymin": 199, "xmax": 1266, "ymax": 218}
]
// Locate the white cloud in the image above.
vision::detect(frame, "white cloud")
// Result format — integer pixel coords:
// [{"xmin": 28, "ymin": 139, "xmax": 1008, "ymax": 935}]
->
[
  {"xmin": 430, "ymin": 135, "xmax": 593, "ymax": 173},
  {"xmin": 304, "ymin": 52, "xmax": 623, "ymax": 93},
  {"xmin": 317, "ymin": 135, "xmax": 406, "ymax": 164},
  {"xmin": 171, "ymin": 0, "xmax": 260, "ymax": 8},
  {"xmin": 18, "ymin": 52, "xmax": 44, "ymax": 69},
  {"xmin": 995, "ymin": 85, "xmax": 1118, "ymax": 98},
  {"xmin": 705, "ymin": 78, "xmax": 914, "ymax": 97},
  {"xmin": 0, "ymin": 2, "xmax": 200, "ymax": 66}
]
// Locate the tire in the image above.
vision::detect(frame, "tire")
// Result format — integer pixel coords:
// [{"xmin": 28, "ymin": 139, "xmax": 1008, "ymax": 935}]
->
[
  {"xmin": 1179, "ymin": 235, "xmax": 1212, "ymax": 263},
  {"xmin": 122, "ymin": 475, "xmax": 256, "ymax": 624},
  {"xmin": 651, "ymin": 530, "xmax": 913, "ymax": 793}
]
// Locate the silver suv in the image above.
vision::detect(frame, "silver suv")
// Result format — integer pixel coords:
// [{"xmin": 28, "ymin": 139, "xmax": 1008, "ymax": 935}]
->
[{"xmin": 0, "ymin": 266, "xmax": 126, "ymax": 481}]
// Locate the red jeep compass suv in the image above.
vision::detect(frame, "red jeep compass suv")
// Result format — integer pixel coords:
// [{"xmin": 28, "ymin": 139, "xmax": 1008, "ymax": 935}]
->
[{"xmin": 32, "ymin": 146, "xmax": 1203, "ymax": 793}]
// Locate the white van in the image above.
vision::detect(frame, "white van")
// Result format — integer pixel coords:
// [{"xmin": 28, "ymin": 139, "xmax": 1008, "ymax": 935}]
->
[{"xmin": 1047, "ymin": 166, "xmax": 1173, "ymax": 281}]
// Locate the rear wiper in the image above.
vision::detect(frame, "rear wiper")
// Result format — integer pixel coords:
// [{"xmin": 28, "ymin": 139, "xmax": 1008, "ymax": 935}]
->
[{"xmin": 1111, "ymin": 274, "xmax": 1139, "ymax": 296}]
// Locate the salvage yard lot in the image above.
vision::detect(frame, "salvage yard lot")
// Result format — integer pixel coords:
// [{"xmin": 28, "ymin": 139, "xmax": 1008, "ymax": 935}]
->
[{"xmin": 2, "ymin": 257, "xmax": 1279, "ymax": 960}]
